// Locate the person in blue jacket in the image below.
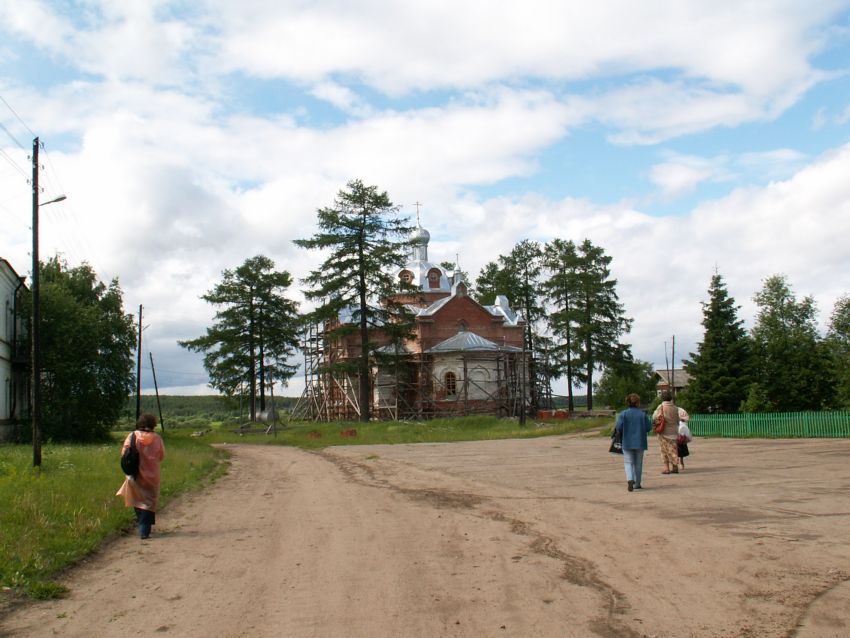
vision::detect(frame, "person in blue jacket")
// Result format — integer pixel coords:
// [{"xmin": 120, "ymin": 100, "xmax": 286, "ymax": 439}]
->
[{"xmin": 615, "ymin": 393, "xmax": 652, "ymax": 492}]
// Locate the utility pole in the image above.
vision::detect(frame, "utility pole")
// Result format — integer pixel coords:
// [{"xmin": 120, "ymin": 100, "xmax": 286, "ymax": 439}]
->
[
  {"xmin": 136, "ymin": 304, "xmax": 142, "ymax": 420},
  {"xmin": 31, "ymin": 137, "xmax": 41, "ymax": 467},
  {"xmin": 149, "ymin": 352, "xmax": 164, "ymax": 435},
  {"xmin": 671, "ymin": 335, "xmax": 676, "ymax": 401},
  {"xmin": 30, "ymin": 137, "xmax": 65, "ymax": 467}
]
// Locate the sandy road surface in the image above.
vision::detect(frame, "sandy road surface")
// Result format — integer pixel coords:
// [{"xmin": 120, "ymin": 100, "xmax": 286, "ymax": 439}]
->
[{"xmin": 2, "ymin": 434, "xmax": 849, "ymax": 637}]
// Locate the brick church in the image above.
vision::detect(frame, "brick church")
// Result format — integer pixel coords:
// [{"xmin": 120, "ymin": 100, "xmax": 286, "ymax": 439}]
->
[{"xmin": 295, "ymin": 220, "xmax": 529, "ymax": 421}]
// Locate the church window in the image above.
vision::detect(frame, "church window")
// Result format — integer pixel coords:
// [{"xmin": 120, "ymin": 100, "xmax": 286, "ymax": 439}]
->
[
  {"xmin": 399, "ymin": 270, "xmax": 413, "ymax": 285},
  {"xmin": 444, "ymin": 371, "xmax": 457, "ymax": 397},
  {"xmin": 427, "ymin": 268, "xmax": 441, "ymax": 289}
]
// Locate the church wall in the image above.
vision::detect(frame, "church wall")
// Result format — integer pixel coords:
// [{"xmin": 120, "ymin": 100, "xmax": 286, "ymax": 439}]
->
[{"xmin": 417, "ymin": 295, "xmax": 523, "ymax": 352}]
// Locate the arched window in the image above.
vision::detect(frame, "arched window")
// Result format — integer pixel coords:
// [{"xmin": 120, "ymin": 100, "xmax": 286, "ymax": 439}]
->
[
  {"xmin": 399, "ymin": 270, "xmax": 414, "ymax": 286},
  {"xmin": 444, "ymin": 371, "xmax": 457, "ymax": 397},
  {"xmin": 427, "ymin": 268, "xmax": 442, "ymax": 289}
]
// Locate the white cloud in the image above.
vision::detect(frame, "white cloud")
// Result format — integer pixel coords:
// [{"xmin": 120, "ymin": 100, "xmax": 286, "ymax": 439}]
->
[
  {"xmin": 2, "ymin": 0, "xmax": 849, "ymax": 397},
  {"xmin": 309, "ymin": 81, "xmax": 373, "ymax": 117},
  {"xmin": 649, "ymin": 159, "xmax": 718, "ymax": 198}
]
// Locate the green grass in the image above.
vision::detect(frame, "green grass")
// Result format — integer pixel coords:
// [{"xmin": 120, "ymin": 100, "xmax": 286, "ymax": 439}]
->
[
  {"xmin": 0, "ymin": 434, "xmax": 228, "ymax": 599},
  {"xmin": 186, "ymin": 414, "xmax": 611, "ymax": 448},
  {"xmin": 1, "ymin": 414, "xmax": 610, "ymax": 600}
]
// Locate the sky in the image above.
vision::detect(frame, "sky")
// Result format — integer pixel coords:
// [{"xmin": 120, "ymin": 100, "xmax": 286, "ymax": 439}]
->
[{"xmin": 1, "ymin": 1, "xmax": 849, "ymax": 399}]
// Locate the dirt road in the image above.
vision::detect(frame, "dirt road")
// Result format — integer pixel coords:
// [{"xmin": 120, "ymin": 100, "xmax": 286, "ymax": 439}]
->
[{"xmin": 3, "ymin": 434, "xmax": 849, "ymax": 637}]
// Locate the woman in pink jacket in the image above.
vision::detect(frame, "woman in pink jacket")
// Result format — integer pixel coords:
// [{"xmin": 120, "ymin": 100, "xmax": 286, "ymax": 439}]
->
[{"xmin": 117, "ymin": 413, "xmax": 165, "ymax": 539}]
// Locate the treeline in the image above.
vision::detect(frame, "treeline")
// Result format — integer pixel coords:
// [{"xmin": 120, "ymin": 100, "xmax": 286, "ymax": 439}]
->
[
  {"xmin": 679, "ymin": 274, "xmax": 849, "ymax": 413},
  {"xmin": 124, "ymin": 395, "xmax": 299, "ymax": 423},
  {"xmin": 470, "ymin": 238, "xmax": 632, "ymax": 412}
]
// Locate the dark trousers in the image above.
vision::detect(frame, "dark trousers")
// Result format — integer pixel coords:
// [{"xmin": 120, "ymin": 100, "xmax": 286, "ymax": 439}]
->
[{"xmin": 134, "ymin": 507, "xmax": 156, "ymax": 538}]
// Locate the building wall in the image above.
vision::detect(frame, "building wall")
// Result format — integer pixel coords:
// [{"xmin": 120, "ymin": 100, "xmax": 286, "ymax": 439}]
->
[
  {"xmin": 0, "ymin": 260, "xmax": 28, "ymax": 441},
  {"xmin": 415, "ymin": 296, "xmax": 524, "ymax": 353}
]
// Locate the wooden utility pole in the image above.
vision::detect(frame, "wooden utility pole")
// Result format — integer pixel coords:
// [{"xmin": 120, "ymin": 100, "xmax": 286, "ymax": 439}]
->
[
  {"xmin": 149, "ymin": 352, "xmax": 165, "ymax": 435},
  {"xmin": 31, "ymin": 137, "xmax": 41, "ymax": 467},
  {"xmin": 136, "ymin": 304, "xmax": 142, "ymax": 420},
  {"xmin": 671, "ymin": 335, "xmax": 676, "ymax": 400}
]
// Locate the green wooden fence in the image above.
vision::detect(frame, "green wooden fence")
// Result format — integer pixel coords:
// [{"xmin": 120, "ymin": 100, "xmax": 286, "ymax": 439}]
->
[{"xmin": 689, "ymin": 411, "xmax": 850, "ymax": 438}]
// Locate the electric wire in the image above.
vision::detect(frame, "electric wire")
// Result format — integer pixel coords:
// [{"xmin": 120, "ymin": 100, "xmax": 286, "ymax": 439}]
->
[
  {"xmin": 0, "ymin": 121, "xmax": 26, "ymax": 150},
  {"xmin": 0, "ymin": 94, "xmax": 36, "ymax": 138},
  {"xmin": 40, "ymin": 142, "xmax": 114, "ymax": 283},
  {"xmin": 0, "ymin": 147, "xmax": 29, "ymax": 180}
]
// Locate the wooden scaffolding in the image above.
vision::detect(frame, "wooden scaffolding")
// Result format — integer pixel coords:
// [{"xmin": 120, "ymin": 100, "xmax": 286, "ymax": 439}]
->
[{"xmin": 292, "ymin": 323, "xmax": 530, "ymax": 421}]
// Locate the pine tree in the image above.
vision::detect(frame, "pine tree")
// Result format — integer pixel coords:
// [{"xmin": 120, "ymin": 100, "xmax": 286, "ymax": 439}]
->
[
  {"xmin": 294, "ymin": 180, "xmax": 414, "ymax": 422},
  {"xmin": 473, "ymin": 240, "xmax": 545, "ymax": 412},
  {"xmin": 474, "ymin": 261, "xmax": 517, "ymax": 306},
  {"xmin": 571, "ymin": 239, "xmax": 632, "ymax": 410},
  {"xmin": 541, "ymin": 238, "xmax": 580, "ymax": 411},
  {"xmin": 179, "ymin": 255, "xmax": 300, "ymax": 420},
  {"xmin": 681, "ymin": 272, "xmax": 751, "ymax": 413},
  {"xmin": 503, "ymin": 240, "xmax": 545, "ymax": 412}
]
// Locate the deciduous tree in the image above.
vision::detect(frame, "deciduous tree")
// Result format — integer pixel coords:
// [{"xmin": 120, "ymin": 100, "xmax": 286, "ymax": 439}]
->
[
  {"xmin": 748, "ymin": 275, "xmax": 835, "ymax": 411},
  {"xmin": 826, "ymin": 294, "xmax": 850, "ymax": 408},
  {"xmin": 594, "ymin": 356, "xmax": 656, "ymax": 410},
  {"xmin": 29, "ymin": 257, "xmax": 136, "ymax": 442}
]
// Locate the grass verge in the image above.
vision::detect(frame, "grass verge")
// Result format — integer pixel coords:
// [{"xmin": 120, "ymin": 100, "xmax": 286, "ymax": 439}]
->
[
  {"xmin": 185, "ymin": 414, "xmax": 611, "ymax": 449},
  {"xmin": 0, "ymin": 435, "xmax": 228, "ymax": 599}
]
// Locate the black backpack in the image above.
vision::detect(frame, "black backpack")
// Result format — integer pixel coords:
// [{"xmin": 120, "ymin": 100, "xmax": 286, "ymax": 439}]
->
[{"xmin": 121, "ymin": 431, "xmax": 140, "ymax": 478}]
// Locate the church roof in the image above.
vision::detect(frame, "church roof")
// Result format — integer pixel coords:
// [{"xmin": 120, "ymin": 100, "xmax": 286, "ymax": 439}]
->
[{"xmin": 426, "ymin": 331, "xmax": 522, "ymax": 353}]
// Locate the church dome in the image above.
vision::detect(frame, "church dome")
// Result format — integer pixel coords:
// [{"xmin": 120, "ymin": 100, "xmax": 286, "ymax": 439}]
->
[{"xmin": 410, "ymin": 224, "xmax": 430, "ymax": 245}]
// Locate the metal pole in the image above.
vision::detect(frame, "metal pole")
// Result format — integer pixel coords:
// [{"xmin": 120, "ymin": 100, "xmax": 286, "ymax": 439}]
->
[{"xmin": 31, "ymin": 137, "xmax": 41, "ymax": 467}]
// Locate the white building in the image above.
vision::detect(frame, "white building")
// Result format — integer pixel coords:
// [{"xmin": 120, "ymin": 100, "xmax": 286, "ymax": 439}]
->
[{"xmin": 0, "ymin": 258, "xmax": 29, "ymax": 441}]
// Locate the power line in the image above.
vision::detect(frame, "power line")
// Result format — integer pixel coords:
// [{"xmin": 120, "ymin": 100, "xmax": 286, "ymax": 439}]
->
[
  {"xmin": 0, "ymin": 94, "xmax": 36, "ymax": 138},
  {"xmin": 0, "ymin": 121, "xmax": 26, "ymax": 150},
  {"xmin": 0, "ymin": 147, "xmax": 29, "ymax": 180}
]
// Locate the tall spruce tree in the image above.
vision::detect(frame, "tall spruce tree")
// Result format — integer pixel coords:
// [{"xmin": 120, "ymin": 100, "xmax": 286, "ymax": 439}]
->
[
  {"xmin": 681, "ymin": 272, "xmax": 751, "ymax": 412},
  {"xmin": 571, "ymin": 239, "xmax": 632, "ymax": 410},
  {"xmin": 748, "ymin": 274, "xmax": 835, "ymax": 411},
  {"xmin": 179, "ymin": 255, "xmax": 300, "ymax": 420},
  {"xmin": 294, "ymin": 179, "xmax": 414, "ymax": 422},
  {"xmin": 541, "ymin": 238, "xmax": 580, "ymax": 411}
]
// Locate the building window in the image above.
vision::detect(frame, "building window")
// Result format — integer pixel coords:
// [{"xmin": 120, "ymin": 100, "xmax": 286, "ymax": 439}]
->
[
  {"xmin": 399, "ymin": 270, "xmax": 413, "ymax": 285},
  {"xmin": 427, "ymin": 268, "xmax": 441, "ymax": 289},
  {"xmin": 444, "ymin": 371, "xmax": 457, "ymax": 397}
]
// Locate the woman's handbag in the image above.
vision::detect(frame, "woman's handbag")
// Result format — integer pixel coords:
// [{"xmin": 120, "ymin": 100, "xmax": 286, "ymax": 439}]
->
[
  {"xmin": 609, "ymin": 429, "xmax": 623, "ymax": 454},
  {"xmin": 653, "ymin": 412, "xmax": 666, "ymax": 434}
]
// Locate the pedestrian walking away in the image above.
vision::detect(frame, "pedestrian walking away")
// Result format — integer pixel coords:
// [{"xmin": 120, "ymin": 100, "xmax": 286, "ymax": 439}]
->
[
  {"xmin": 615, "ymin": 393, "xmax": 653, "ymax": 492},
  {"xmin": 652, "ymin": 391, "xmax": 682, "ymax": 475},
  {"xmin": 116, "ymin": 412, "xmax": 165, "ymax": 539}
]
